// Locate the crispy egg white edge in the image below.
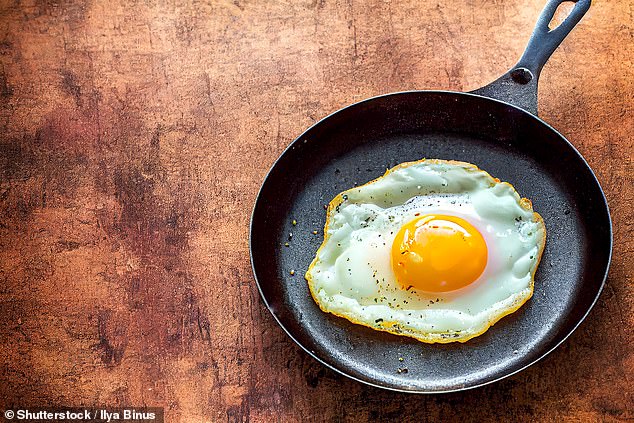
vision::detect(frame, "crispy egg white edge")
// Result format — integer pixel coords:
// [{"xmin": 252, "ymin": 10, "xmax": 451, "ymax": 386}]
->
[{"xmin": 305, "ymin": 158, "xmax": 547, "ymax": 344}]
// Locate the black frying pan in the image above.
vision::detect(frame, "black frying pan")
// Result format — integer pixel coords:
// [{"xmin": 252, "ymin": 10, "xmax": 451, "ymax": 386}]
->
[{"xmin": 250, "ymin": 0, "xmax": 612, "ymax": 393}]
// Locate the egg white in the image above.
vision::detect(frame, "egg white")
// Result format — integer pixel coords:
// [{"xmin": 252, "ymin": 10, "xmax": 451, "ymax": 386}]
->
[{"xmin": 305, "ymin": 159, "xmax": 546, "ymax": 343}]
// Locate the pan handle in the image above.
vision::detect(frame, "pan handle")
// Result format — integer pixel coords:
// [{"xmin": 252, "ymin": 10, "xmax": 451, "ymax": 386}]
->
[{"xmin": 471, "ymin": 0, "xmax": 591, "ymax": 116}]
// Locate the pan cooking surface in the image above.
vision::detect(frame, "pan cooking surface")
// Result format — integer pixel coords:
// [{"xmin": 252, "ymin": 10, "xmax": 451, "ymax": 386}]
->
[{"xmin": 250, "ymin": 92, "xmax": 611, "ymax": 392}]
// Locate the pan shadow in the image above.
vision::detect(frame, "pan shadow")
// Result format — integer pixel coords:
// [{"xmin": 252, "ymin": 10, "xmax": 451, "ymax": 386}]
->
[{"xmin": 280, "ymin": 277, "xmax": 629, "ymax": 421}]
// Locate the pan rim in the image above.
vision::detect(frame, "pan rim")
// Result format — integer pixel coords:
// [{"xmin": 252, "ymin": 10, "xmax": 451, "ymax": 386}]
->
[{"xmin": 248, "ymin": 89, "xmax": 613, "ymax": 393}]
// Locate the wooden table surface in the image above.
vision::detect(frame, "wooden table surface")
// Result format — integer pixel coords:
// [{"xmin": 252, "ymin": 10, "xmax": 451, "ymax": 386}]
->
[{"xmin": 1, "ymin": 0, "xmax": 632, "ymax": 421}]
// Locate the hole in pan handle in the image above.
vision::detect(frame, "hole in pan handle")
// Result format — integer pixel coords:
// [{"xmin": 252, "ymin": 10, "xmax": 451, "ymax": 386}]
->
[{"xmin": 471, "ymin": 0, "xmax": 591, "ymax": 116}]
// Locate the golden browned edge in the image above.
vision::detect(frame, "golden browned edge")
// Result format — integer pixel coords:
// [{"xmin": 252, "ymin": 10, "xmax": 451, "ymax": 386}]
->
[{"xmin": 304, "ymin": 158, "xmax": 547, "ymax": 344}]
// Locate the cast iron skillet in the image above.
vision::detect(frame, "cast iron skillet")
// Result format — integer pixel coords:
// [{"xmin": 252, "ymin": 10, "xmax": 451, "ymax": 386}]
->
[{"xmin": 250, "ymin": 0, "xmax": 612, "ymax": 393}]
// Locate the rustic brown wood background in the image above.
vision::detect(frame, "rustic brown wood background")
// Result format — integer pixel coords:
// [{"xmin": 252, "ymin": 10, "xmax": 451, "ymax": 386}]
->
[{"xmin": 0, "ymin": 0, "xmax": 632, "ymax": 421}]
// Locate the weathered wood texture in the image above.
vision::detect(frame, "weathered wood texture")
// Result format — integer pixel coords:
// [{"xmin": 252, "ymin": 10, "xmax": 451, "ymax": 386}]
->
[{"xmin": 0, "ymin": 0, "xmax": 632, "ymax": 421}]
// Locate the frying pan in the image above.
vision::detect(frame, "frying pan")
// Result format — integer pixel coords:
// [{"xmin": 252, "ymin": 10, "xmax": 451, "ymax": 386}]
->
[{"xmin": 250, "ymin": 0, "xmax": 612, "ymax": 392}]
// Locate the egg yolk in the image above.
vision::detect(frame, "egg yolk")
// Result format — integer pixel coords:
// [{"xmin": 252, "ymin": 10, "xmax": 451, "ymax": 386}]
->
[{"xmin": 391, "ymin": 214, "xmax": 487, "ymax": 293}]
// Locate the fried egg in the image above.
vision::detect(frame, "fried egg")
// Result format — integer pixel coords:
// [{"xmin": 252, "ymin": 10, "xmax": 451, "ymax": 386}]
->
[{"xmin": 305, "ymin": 159, "xmax": 546, "ymax": 343}]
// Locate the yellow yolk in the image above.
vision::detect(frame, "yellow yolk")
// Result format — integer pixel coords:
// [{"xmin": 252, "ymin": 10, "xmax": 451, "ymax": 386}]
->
[{"xmin": 391, "ymin": 214, "xmax": 487, "ymax": 293}]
